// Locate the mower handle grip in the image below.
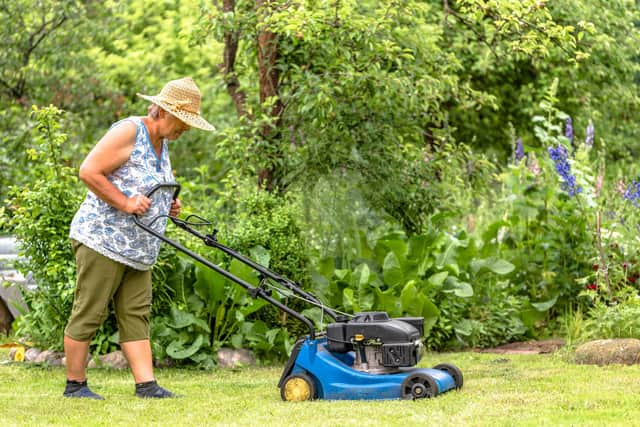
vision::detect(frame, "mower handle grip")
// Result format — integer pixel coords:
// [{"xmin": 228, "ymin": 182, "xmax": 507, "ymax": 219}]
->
[
  {"xmin": 132, "ymin": 183, "xmax": 181, "ymax": 226},
  {"xmin": 143, "ymin": 182, "xmax": 181, "ymax": 201}
]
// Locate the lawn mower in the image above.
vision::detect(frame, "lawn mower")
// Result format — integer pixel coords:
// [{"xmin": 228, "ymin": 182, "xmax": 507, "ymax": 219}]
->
[{"xmin": 134, "ymin": 183, "xmax": 463, "ymax": 401}]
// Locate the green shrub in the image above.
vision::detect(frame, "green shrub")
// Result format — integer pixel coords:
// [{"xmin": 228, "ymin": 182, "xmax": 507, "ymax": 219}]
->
[
  {"xmin": 147, "ymin": 177, "xmax": 312, "ymax": 364},
  {"xmin": 581, "ymin": 294, "xmax": 640, "ymax": 341},
  {"xmin": 0, "ymin": 106, "xmax": 82, "ymax": 351}
]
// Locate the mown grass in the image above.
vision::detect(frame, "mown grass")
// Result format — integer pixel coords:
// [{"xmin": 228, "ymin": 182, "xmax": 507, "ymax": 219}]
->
[{"xmin": 1, "ymin": 349, "xmax": 640, "ymax": 426}]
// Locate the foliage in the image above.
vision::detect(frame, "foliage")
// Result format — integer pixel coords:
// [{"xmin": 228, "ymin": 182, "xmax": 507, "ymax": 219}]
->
[
  {"xmin": 198, "ymin": 0, "xmax": 502, "ymax": 231},
  {"xmin": 0, "ymin": 106, "xmax": 82, "ymax": 350},
  {"xmin": 580, "ymin": 293, "xmax": 640, "ymax": 341},
  {"xmin": 443, "ymin": 0, "xmax": 640, "ymax": 163},
  {"xmin": 309, "ymin": 217, "xmax": 520, "ymax": 349},
  {"xmin": 148, "ymin": 177, "xmax": 309, "ymax": 365},
  {"xmin": 0, "ymin": 0, "xmax": 228, "ymax": 208}
]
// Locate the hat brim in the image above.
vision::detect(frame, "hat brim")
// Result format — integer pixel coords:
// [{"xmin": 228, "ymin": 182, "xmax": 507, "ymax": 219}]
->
[{"xmin": 137, "ymin": 94, "xmax": 216, "ymax": 132}]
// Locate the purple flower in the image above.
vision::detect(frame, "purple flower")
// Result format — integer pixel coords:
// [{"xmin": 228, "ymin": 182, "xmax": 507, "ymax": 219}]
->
[
  {"xmin": 623, "ymin": 179, "xmax": 640, "ymax": 207},
  {"xmin": 548, "ymin": 144, "xmax": 582, "ymax": 197},
  {"xmin": 565, "ymin": 117, "xmax": 574, "ymax": 144},
  {"xmin": 514, "ymin": 137, "xmax": 525, "ymax": 162},
  {"xmin": 585, "ymin": 121, "xmax": 595, "ymax": 147}
]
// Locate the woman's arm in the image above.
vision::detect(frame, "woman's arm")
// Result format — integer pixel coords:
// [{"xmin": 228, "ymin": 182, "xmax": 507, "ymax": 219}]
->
[{"xmin": 78, "ymin": 121, "xmax": 151, "ymax": 214}]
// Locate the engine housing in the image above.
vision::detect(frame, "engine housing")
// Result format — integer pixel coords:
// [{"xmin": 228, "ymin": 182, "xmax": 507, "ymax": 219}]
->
[{"xmin": 326, "ymin": 311, "xmax": 424, "ymax": 372}]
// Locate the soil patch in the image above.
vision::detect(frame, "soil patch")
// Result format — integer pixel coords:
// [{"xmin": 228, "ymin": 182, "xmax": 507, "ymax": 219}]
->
[{"xmin": 477, "ymin": 339, "xmax": 565, "ymax": 355}]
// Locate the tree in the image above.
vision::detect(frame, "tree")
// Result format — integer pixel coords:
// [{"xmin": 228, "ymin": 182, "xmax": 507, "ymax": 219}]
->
[
  {"xmin": 441, "ymin": 0, "xmax": 640, "ymax": 162},
  {"xmin": 198, "ymin": 0, "xmax": 586, "ymax": 231}
]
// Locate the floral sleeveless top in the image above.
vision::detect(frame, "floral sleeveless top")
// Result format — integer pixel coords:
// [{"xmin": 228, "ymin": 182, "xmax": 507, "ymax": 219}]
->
[{"xmin": 70, "ymin": 117, "xmax": 174, "ymax": 270}]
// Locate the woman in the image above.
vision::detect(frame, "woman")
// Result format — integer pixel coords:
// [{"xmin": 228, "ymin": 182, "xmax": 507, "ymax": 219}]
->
[{"xmin": 63, "ymin": 77, "xmax": 215, "ymax": 399}]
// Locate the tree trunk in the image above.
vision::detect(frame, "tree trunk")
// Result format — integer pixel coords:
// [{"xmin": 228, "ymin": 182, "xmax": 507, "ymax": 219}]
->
[
  {"xmin": 220, "ymin": 0, "xmax": 249, "ymax": 118},
  {"xmin": 256, "ymin": 0, "xmax": 284, "ymax": 190},
  {"xmin": 0, "ymin": 298, "xmax": 13, "ymax": 335}
]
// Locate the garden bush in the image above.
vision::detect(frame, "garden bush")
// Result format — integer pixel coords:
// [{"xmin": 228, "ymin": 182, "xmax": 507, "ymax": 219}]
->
[{"xmin": 0, "ymin": 106, "xmax": 82, "ymax": 351}]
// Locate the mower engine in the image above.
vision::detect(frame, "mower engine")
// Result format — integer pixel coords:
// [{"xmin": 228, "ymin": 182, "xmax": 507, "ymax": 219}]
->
[{"xmin": 326, "ymin": 311, "xmax": 425, "ymax": 373}]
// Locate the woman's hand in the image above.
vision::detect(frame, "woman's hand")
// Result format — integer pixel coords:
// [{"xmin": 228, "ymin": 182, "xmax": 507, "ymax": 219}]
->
[
  {"xmin": 124, "ymin": 194, "xmax": 152, "ymax": 215},
  {"xmin": 169, "ymin": 198, "xmax": 181, "ymax": 217}
]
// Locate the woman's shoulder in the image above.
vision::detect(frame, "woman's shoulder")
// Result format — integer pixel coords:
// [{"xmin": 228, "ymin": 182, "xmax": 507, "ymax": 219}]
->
[
  {"xmin": 109, "ymin": 116, "xmax": 143, "ymax": 131},
  {"xmin": 104, "ymin": 119, "xmax": 137, "ymax": 143}
]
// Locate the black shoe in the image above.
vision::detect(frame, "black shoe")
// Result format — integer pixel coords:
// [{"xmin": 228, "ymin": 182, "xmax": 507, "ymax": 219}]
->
[
  {"xmin": 63, "ymin": 380, "xmax": 104, "ymax": 400},
  {"xmin": 135, "ymin": 380, "xmax": 178, "ymax": 399}
]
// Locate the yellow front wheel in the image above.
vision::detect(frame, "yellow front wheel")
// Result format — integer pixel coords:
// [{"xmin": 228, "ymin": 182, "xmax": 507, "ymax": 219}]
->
[{"xmin": 280, "ymin": 373, "xmax": 317, "ymax": 401}]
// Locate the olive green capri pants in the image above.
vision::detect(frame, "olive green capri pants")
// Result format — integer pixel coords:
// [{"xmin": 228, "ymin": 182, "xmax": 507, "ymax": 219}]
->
[{"xmin": 64, "ymin": 240, "xmax": 152, "ymax": 343}]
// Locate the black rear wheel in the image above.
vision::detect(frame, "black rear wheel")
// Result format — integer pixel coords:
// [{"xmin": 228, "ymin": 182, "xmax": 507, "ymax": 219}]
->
[
  {"xmin": 434, "ymin": 363, "xmax": 463, "ymax": 389},
  {"xmin": 400, "ymin": 373, "xmax": 439, "ymax": 399}
]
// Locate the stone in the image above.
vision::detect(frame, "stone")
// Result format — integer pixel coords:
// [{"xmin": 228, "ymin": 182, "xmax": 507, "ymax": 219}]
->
[
  {"xmin": 8, "ymin": 347, "xmax": 17, "ymax": 361},
  {"xmin": 34, "ymin": 350, "xmax": 64, "ymax": 366},
  {"xmin": 574, "ymin": 338, "xmax": 640, "ymax": 365},
  {"xmin": 87, "ymin": 350, "xmax": 129, "ymax": 369},
  {"xmin": 216, "ymin": 348, "xmax": 256, "ymax": 369},
  {"xmin": 24, "ymin": 347, "xmax": 41, "ymax": 362},
  {"xmin": 61, "ymin": 353, "xmax": 91, "ymax": 367}
]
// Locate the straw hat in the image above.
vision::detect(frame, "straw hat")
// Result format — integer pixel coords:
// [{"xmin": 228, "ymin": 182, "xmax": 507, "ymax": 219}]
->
[{"xmin": 137, "ymin": 77, "xmax": 215, "ymax": 131}]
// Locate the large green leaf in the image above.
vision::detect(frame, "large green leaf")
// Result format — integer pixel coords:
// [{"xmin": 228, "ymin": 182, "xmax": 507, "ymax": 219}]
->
[
  {"xmin": 471, "ymin": 257, "xmax": 515, "ymax": 275},
  {"xmin": 229, "ymin": 258, "xmax": 259, "ymax": 285},
  {"xmin": 352, "ymin": 263, "xmax": 375, "ymax": 311},
  {"xmin": 407, "ymin": 233, "xmax": 436, "ymax": 276},
  {"xmin": 193, "ymin": 265, "xmax": 226, "ymax": 311},
  {"xmin": 357, "ymin": 230, "xmax": 373, "ymax": 260},
  {"xmin": 374, "ymin": 287, "xmax": 401, "ymax": 316},
  {"xmin": 400, "ymin": 281, "xmax": 421, "ymax": 314},
  {"xmin": 354, "ymin": 263, "xmax": 371, "ymax": 287},
  {"xmin": 166, "ymin": 334, "xmax": 204, "ymax": 359},
  {"xmin": 169, "ymin": 306, "xmax": 197, "ymax": 329},
  {"xmin": 169, "ymin": 306, "xmax": 210, "ymax": 332},
  {"xmin": 436, "ymin": 235, "xmax": 462, "ymax": 269},
  {"xmin": 454, "ymin": 319, "xmax": 473, "ymax": 337},
  {"xmin": 443, "ymin": 277, "xmax": 474, "ymax": 298},
  {"xmin": 400, "ymin": 281, "xmax": 440, "ymax": 332},
  {"xmin": 239, "ymin": 298, "xmax": 269, "ymax": 317},
  {"xmin": 383, "ymin": 251, "xmax": 403, "ymax": 287},
  {"xmin": 249, "ymin": 245, "xmax": 270, "ymax": 268},
  {"xmin": 383, "ymin": 239, "xmax": 407, "ymax": 264},
  {"xmin": 521, "ymin": 305, "xmax": 547, "ymax": 328},
  {"xmin": 407, "ymin": 235, "xmax": 428, "ymax": 261},
  {"xmin": 420, "ymin": 298, "xmax": 440, "ymax": 333},
  {"xmin": 374, "ymin": 233, "xmax": 406, "ymax": 265},
  {"xmin": 335, "ymin": 269, "xmax": 350, "ymax": 281},
  {"xmin": 453, "ymin": 282, "xmax": 474, "ymax": 298},
  {"xmin": 343, "ymin": 288, "xmax": 356, "ymax": 312},
  {"xmin": 531, "ymin": 295, "xmax": 558, "ymax": 312},
  {"xmin": 427, "ymin": 271, "xmax": 449, "ymax": 287},
  {"xmin": 318, "ymin": 257, "xmax": 335, "ymax": 279}
]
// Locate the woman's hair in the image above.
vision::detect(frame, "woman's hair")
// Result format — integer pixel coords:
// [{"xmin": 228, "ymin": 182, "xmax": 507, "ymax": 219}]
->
[{"xmin": 148, "ymin": 103, "xmax": 161, "ymax": 119}]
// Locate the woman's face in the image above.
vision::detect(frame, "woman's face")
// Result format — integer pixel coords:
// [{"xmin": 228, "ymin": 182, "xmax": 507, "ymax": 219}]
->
[{"xmin": 164, "ymin": 113, "xmax": 190, "ymax": 140}]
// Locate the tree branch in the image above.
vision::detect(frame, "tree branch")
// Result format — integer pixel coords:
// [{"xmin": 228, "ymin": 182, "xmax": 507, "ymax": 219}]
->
[{"xmin": 24, "ymin": 15, "xmax": 68, "ymax": 67}]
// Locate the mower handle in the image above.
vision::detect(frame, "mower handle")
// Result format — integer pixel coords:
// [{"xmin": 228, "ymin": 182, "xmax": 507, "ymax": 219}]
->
[
  {"xmin": 143, "ymin": 182, "xmax": 181, "ymax": 201},
  {"xmin": 133, "ymin": 181, "xmax": 330, "ymax": 339},
  {"xmin": 132, "ymin": 182, "xmax": 180, "ymax": 227}
]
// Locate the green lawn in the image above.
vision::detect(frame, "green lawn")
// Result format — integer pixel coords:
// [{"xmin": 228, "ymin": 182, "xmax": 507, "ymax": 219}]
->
[{"xmin": 1, "ymin": 349, "xmax": 639, "ymax": 426}]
